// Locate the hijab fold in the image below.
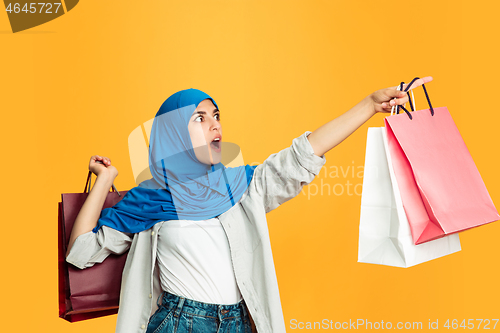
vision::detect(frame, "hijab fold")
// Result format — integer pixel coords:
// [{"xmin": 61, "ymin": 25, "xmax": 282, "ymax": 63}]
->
[{"xmin": 93, "ymin": 88, "xmax": 258, "ymax": 234}]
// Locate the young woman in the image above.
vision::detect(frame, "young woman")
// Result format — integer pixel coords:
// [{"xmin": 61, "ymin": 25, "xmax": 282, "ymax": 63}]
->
[{"xmin": 66, "ymin": 77, "xmax": 432, "ymax": 333}]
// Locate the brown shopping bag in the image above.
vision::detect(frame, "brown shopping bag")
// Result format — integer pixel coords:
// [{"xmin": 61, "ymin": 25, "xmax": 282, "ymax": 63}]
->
[{"xmin": 58, "ymin": 171, "xmax": 129, "ymax": 322}]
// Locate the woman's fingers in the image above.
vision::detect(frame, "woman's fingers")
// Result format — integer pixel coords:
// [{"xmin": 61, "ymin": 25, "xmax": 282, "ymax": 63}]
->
[
  {"xmin": 392, "ymin": 76, "xmax": 433, "ymax": 93},
  {"xmin": 379, "ymin": 92, "xmax": 408, "ymax": 109},
  {"xmin": 391, "ymin": 95, "xmax": 409, "ymax": 106},
  {"xmin": 389, "ymin": 76, "xmax": 433, "ymax": 104},
  {"xmin": 374, "ymin": 76, "xmax": 433, "ymax": 113},
  {"xmin": 379, "ymin": 101, "xmax": 398, "ymax": 113},
  {"xmin": 377, "ymin": 90, "xmax": 409, "ymax": 112},
  {"xmin": 91, "ymin": 155, "xmax": 111, "ymax": 165}
]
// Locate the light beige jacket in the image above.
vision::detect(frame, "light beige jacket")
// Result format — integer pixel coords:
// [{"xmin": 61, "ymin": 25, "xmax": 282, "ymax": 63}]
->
[{"xmin": 66, "ymin": 130, "xmax": 327, "ymax": 333}]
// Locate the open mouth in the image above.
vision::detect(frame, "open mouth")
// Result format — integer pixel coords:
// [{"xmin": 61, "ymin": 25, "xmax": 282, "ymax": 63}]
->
[{"xmin": 210, "ymin": 140, "xmax": 221, "ymax": 151}]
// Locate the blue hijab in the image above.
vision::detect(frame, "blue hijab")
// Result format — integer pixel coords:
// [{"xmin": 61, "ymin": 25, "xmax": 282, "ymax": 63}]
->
[{"xmin": 92, "ymin": 88, "xmax": 258, "ymax": 234}]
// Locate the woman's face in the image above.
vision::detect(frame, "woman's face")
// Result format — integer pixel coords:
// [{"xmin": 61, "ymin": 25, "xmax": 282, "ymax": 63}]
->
[{"xmin": 188, "ymin": 98, "xmax": 222, "ymax": 165}]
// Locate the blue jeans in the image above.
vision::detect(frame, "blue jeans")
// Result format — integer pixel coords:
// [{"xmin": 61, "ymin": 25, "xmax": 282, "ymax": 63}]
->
[{"xmin": 146, "ymin": 290, "xmax": 253, "ymax": 333}]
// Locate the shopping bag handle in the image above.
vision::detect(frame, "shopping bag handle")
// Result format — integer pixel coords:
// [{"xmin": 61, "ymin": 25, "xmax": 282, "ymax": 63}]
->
[
  {"xmin": 391, "ymin": 82, "xmax": 416, "ymax": 119},
  {"xmin": 84, "ymin": 162, "xmax": 121, "ymax": 196},
  {"xmin": 396, "ymin": 77, "xmax": 435, "ymax": 120}
]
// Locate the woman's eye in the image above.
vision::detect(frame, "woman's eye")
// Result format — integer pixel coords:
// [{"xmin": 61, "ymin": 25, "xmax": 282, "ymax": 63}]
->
[{"xmin": 194, "ymin": 114, "xmax": 220, "ymax": 122}]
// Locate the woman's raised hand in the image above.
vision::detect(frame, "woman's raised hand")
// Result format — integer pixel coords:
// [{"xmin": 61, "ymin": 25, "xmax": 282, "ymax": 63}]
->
[
  {"xmin": 370, "ymin": 76, "xmax": 433, "ymax": 114},
  {"xmin": 89, "ymin": 155, "xmax": 118, "ymax": 178}
]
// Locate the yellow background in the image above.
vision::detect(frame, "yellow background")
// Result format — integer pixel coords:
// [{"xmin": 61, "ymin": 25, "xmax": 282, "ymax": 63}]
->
[{"xmin": 1, "ymin": 0, "xmax": 499, "ymax": 332}]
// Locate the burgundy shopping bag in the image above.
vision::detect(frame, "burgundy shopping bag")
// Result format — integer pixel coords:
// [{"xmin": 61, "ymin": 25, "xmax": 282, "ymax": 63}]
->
[
  {"xmin": 58, "ymin": 171, "xmax": 129, "ymax": 322},
  {"xmin": 384, "ymin": 78, "xmax": 500, "ymax": 245}
]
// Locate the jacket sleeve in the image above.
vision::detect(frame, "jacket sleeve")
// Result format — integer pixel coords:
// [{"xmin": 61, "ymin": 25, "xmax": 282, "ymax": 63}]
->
[
  {"xmin": 65, "ymin": 225, "xmax": 133, "ymax": 269},
  {"xmin": 250, "ymin": 130, "xmax": 327, "ymax": 214}
]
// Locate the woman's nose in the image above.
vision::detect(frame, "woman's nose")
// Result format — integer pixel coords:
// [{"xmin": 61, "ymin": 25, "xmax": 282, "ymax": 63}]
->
[{"xmin": 209, "ymin": 117, "xmax": 220, "ymax": 129}]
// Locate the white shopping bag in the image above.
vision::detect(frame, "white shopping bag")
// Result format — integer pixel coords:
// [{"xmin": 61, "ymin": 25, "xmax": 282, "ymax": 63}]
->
[{"xmin": 358, "ymin": 127, "xmax": 461, "ymax": 267}]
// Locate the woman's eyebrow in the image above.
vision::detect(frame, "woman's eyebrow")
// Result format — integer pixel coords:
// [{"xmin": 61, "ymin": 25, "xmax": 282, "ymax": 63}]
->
[{"xmin": 192, "ymin": 109, "xmax": 220, "ymax": 116}]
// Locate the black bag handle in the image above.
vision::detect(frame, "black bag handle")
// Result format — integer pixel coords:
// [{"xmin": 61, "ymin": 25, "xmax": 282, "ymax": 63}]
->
[
  {"xmin": 396, "ymin": 77, "xmax": 435, "ymax": 120},
  {"xmin": 394, "ymin": 81, "xmax": 414, "ymax": 120}
]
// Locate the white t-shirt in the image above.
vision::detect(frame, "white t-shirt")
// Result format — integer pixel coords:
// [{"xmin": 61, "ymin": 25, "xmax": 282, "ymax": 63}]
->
[{"xmin": 156, "ymin": 218, "xmax": 243, "ymax": 305}]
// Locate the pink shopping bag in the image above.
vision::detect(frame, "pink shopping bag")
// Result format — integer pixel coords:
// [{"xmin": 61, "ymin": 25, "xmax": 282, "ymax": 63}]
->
[{"xmin": 384, "ymin": 78, "xmax": 499, "ymax": 244}]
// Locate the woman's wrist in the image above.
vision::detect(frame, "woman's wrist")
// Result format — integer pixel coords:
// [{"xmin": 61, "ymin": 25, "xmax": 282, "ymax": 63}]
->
[
  {"xmin": 365, "ymin": 94, "xmax": 379, "ymax": 117},
  {"xmin": 95, "ymin": 166, "xmax": 118, "ymax": 181},
  {"xmin": 94, "ymin": 170, "xmax": 117, "ymax": 189}
]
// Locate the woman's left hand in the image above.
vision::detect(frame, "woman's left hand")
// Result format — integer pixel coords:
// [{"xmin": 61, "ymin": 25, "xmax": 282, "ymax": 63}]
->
[{"xmin": 369, "ymin": 76, "xmax": 433, "ymax": 114}]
